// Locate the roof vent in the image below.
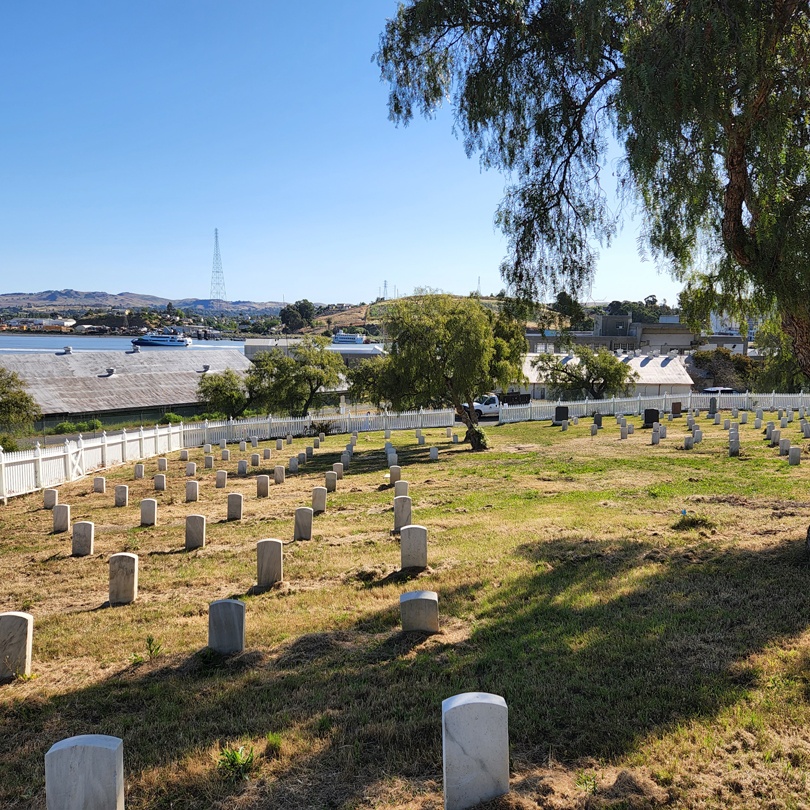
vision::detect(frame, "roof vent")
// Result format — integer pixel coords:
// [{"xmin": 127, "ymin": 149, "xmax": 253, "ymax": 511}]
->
[
  {"xmin": 131, "ymin": 345, "xmax": 140, "ymax": 353},
  {"xmin": 202, "ymin": 364, "xmax": 210, "ymax": 372},
  {"xmin": 63, "ymin": 346, "xmax": 73, "ymax": 355},
  {"xmin": 106, "ymin": 368, "xmax": 116, "ymax": 376}
]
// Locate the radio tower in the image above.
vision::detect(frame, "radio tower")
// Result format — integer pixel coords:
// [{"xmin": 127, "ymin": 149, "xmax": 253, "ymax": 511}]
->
[{"xmin": 209, "ymin": 228, "xmax": 227, "ymax": 311}]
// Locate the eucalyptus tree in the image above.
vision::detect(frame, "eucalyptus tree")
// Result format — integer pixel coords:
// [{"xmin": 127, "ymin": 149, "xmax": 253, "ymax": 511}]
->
[{"xmin": 377, "ymin": 1, "xmax": 810, "ymax": 370}]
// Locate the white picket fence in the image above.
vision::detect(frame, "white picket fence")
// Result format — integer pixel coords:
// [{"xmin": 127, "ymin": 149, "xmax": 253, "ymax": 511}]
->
[
  {"xmin": 0, "ymin": 408, "xmax": 456, "ymax": 502},
  {"xmin": 499, "ymin": 391, "xmax": 810, "ymax": 424}
]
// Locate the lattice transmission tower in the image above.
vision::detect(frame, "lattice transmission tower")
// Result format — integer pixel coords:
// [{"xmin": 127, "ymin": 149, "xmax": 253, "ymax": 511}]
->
[{"xmin": 209, "ymin": 228, "xmax": 227, "ymax": 310}]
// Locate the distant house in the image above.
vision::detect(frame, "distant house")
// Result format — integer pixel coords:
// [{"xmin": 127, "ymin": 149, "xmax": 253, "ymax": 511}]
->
[
  {"xmin": 0, "ymin": 348, "xmax": 252, "ymax": 428},
  {"xmin": 520, "ymin": 352, "xmax": 695, "ymax": 399}
]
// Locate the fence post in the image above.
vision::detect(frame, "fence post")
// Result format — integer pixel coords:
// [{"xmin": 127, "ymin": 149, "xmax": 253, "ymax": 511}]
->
[
  {"xmin": 179, "ymin": 422, "xmax": 185, "ymax": 448},
  {"xmin": 138, "ymin": 426, "xmax": 145, "ymax": 459},
  {"xmin": 121, "ymin": 428, "xmax": 128, "ymax": 462},
  {"xmin": 101, "ymin": 431, "xmax": 108, "ymax": 468},
  {"xmin": 78, "ymin": 435, "xmax": 86, "ymax": 477},
  {"xmin": 772, "ymin": 391, "xmax": 776, "ymax": 410},
  {"xmin": 228, "ymin": 417, "xmax": 234, "ymax": 443},
  {"xmin": 0, "ymin": 445, "xmax": 6, "ymax": 505},
  {"xmin": 33, "ymin": 442, "xmax": 42, "ymax": 489},
  {"xmin": 167, "ymin": 422, "xmax": 173, "ymax": 452},
  {"xmin": 63, "ymin": 439, "xmax": 72, "ymax": 482}
]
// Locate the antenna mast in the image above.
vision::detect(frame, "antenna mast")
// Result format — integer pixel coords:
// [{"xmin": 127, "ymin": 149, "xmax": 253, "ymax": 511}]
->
[{"xmin": 209, "ymin": 228, "xmax": 227, "ymax": 311}]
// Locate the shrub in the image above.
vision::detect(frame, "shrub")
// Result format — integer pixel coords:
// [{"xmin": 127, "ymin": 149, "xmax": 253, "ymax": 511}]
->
[
  {"xmin": 0, "ymin": 434, "xmax": 20, "ymax": 452},
  {"xmin": 54, "ymin": 422, "xmax": 77, "ymax": 435},
  {"xmin": 217, "ymin": 745, "xmax": 255, "ymax": 780},
  {"xmin": 310, "ymin": 420, "xmax": 333, "ymax": 436},
  {"xmin": 159, "ymin": 413, "xmax": 184, "ymax": 424}
]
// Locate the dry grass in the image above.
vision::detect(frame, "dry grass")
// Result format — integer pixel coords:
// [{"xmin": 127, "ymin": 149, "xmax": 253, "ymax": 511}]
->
[{"xmin": 3, "ymin": 412, "xmax": 810, "ymax": 808}]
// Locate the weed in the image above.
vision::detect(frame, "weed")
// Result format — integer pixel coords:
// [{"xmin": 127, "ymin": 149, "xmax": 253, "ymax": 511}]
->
[
  {"xmin": 672, "ymin": 513, "xmax": 716, "ymax": 530},
  {"xmin": 314, "ymin": 714, "xmax": 333, "ymax": 737},
  {"xmin": 129, "ymin": 652, "xmax": 145, "ymax": 665},
  {"xmin": 575, "ymin": 770, "xmax": 598, "ymax": 794},
  {"xmin": 217, "ymin": 745, "xmax": 255, "ymax": 780},
  {"xmin": 14, "ymin": 671, "xmax": 38, "ymax": 682},
  {"xmin": 145, "ymin": 635, "xmax": 162, "ymax": 659},
  {"xmin": 265, "ymin": 732, "xmax": 283, "ymax": 758}
]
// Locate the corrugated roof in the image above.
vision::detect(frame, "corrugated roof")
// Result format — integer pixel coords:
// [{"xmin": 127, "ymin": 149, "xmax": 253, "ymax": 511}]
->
[
  {"xmin": 0, "ymin": 349, "xmax": 252, "ymax": 415},
  {"xmin": 522, "ymin": 353, "xmax": 694, "ymax": 386}
]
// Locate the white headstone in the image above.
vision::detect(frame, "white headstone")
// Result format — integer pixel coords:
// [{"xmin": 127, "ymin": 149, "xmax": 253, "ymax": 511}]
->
[
  {"xmin": 237, "ymin": 460, "xmax": 248, "ymax": 475},
  {"xmin": 208, "ymin": 599, "xmax": 245, "ymax": 654},
  {"xmin": 53, "ymin": 504, "xmax": 70, "ymax": 534},
  {"xmin": 294, "ymin": 507, "xmax": 313, "ymax": 540},
  {"xmin": 157, "ymin": 457, "xmax": 168, "ymax": 471},
  {"xmin": 325, "ymin": 471, "xmax": 337, "ymax": 492},
  {"xmin": 442, "ymin": 693, "xmax": 509, "ymax": 810},
  {"xmin": 297, "ymin": 451, "xmax": 306, "ymax": 466},
  {"xmin": 203, "ymin": 443, "xmax": 212, "ymax": 453},
  {"xmin": 186, "ymin": 462, "xmax": 197, "ymax": 476},
  {"xmin": 332, "ymin": 462, "xmax": 344, "ymax": 480},
  {"xmin": 204, "ymin": 455, "xmax": 214, "ymax": 469},
  {"xmin": 314, "ymin": 437, "xmax": 320, "ymax": 449},
  {"xmin": 257, "ymin": 475, "xmax": 270, "ymax": 498},
  {"xmin": 286, "ymin": 434, "xmax": 293, "ymax": 445},
  {"xmin": 179, "ymin": 449, "xmax": 189, "ymax": 461},
  {"xmin": 429, "ymin": 447, "xmax": 439, "ymax": 460},
  {"xmin": 306, "ymin": 446, "xmax": 314, "ymax": 459},
  {"xmin": 319, "ymin": 432, "xmax": 326, "ymax": 442},
  {"xmin": 401, "ymin": 524, "xmax": 428, "ymax": 569},
  {"xmin": 93, "ymin": 477, "xmax": 105, "ymax": 494},
  {"xmin": 239, "ymin": 440, "xmax": 247, "ymax": 452},
  {"xmin": 257, "ymin": 539, "xmax": 283, "ymax": 587},
  {"xmin": 289, "ymin": 457, "xmax": 299, "ymax": 473},
  {"xmin": 340, "ymin": 452, "xmax": 350, "ymax": 470},
  {"xmin": 263, "ymin": 447, "xmax": 272, "ymax": 460},
  {"xmin": 114, "ymin": 485, "xmax": 128, "ymax": 507},
  {"xmin": 251, "ymin": 436, "xmax": 259, "ymax": 448},
  {"xmin": 276, "ymin": 438, "xmax": 283, "ymax": 451},
  {"xmin": 72, "ymin": 521, "xmax": 94, "ymax": 556},
  {"xmin": 452, "ymin": 434, "xmax": 459, "ymax": 444},
  {"xmin": 394, "ymin": 495, "xmax": 412, "ymax": 532},
  {"xmin": 789, "ymin": 446, "xmax": 802, "ymax": 465},
  {"xmin": 394, "ymin": 480, "xmax": 409, "ymax": 497},
  {"xmin": 153, "ymin": 474, "xmax": 166, "ymax": 491},
  {"xmin": 227, "ymin": 493, "xmax": 243, "ymax": 521},
  {"xmin": 221, "ymin": 449, "xmax": 230, "ymax": 461},
  {"xmin": 109, "ymin": 553, "xmax": 138, "ymax": 605},
  {"xmin": 140, "ymin": 498, "xmax": 157, "ymax": 526},
  {"xmin": 312, "ymin": 486, "xmax": 327, "ymax": 514},
  {"xmin": 216, "ymin": 470, "xmax": 227, "ymax": 488},
  {"xmin": 0, "ymin": 611, "xmax": 33, "ymax": 681},
  {"xmin": 274, "ymin": 465, "xmax": 286, "ymax": 484},
  {"xmin": 45, "ymin": 734, "xmax": 125, "ymax": 810},
  {"xmin": 185, "ymin": 514, "xmax": 206, "ymax": 550},
  {"xmin": 740, "ymin": 411, "xmax": 748, "ymax": 424},
  {"xmin": 418, "ymin": 435, "xmax": 426, "ymax": 445},
  {"xmin": 220, "ymin": 440, "xmax": 227, "ymax": 450},
  {"xmin": 389, "ymin": 465, "xmax": 401, "ymax": 485},
  {"xmin": 400, "ymin": 590, "xmax": 439, "ymax": 633},
  {"xmin": 185, "ymin": 480, "xmax": 199, "ymax": 502},
  {"xmin": 44, "ymin": 489, "xmax": 59, "ymax": 509}
]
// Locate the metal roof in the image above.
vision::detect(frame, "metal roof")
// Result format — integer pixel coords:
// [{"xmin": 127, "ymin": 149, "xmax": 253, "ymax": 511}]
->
[
  {"xmin": 522, "ymin": 353, "xmax": 694, "ymax": 386},
  {"xmin": 0, "ymin": 349, "xmax": 252, "ymax": 415}
]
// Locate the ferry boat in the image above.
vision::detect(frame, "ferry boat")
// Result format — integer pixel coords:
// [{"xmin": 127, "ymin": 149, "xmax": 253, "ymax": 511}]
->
[{"xmin": 131, "ymin": 332, "xmax": 192, "ymax": 347}]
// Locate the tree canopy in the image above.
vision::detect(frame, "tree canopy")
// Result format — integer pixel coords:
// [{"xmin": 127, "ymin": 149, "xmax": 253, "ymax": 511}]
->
[
  {"xmin": 533, "ymin": 346, "xmax": 638, "ymax": 401},
  {"xmin": 349, "ymin": 294, "xmax": 526, "ymax": 449},
  {"xmin": 0, "ymin": 367, "xmax": 41, "ymax": 438},
  {"xmin": 377, "ymin": 1, "xmax": 810, "ymax": 372},
  {"xmin": 197, "ymin": 337, "xmax": 343, "ymax": 418}
]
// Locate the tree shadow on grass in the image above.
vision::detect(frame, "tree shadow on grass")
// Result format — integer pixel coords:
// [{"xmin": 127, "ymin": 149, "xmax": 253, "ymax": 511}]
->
[{"xmin": 4, "ymin": 539, "xmax": 810, "ymax": 807}]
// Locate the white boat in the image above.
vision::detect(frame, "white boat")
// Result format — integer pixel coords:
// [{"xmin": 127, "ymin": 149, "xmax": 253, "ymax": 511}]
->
[{"xmin": 131, "ymin": 332, "xmax": 192, "ymax": 347}]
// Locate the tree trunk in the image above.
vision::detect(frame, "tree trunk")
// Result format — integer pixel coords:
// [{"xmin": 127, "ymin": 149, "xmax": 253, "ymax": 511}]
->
[
  {"xmin": 455, "ymin": 400, "xmax": 486, "ymax": 451},
  {"xmin": 782, "ymin": 308, "xmax": 810, "ymax": 377}
]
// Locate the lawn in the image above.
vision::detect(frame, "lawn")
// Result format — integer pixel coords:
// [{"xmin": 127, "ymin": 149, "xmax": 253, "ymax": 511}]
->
[{"xmin": 2, "ymin": 412, "xmax": 810, "ymax": 809}]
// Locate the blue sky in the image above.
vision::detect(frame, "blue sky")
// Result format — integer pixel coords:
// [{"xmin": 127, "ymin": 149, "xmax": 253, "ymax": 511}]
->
[{"xmin": 0, "ymin": 1, "xmax": 683, "ymax": 308}]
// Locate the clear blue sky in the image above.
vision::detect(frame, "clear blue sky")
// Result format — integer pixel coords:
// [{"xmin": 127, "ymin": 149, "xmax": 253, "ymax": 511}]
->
[{"xmin": 0, "ymin": 1, "xmax": 683, "ymax": 308}]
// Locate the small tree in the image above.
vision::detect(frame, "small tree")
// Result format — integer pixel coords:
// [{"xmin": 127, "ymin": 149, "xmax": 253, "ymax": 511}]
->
[
  {"xmin": 375, "ymin": 294, "xmax": 526, "ymax": 449},
  {"xmin": 534, "ymin": 347, "xmax": 638, "ymax": 400},
  {"xmin": 196, "ymin": 368, "xmax": 248, "ymax": 417},
  {"xmin": 0, "ymin": 368, "xmax": 41, "ymax": 439}
]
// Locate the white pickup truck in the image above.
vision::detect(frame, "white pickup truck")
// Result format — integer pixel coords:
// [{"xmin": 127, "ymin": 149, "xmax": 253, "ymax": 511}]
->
[{"xmin": 463, "ymin": 393, "xmax": 530, "ymax": 419}]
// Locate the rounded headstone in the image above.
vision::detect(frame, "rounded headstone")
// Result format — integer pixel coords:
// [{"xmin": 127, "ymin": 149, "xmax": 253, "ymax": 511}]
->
[
  {"xmin": 0, "ymin": 611, "xmax": 33, "ymax": 681},
  {"xmin": 208, "ymin": 599, "xmax": 245, "ymax": 654},
  {"xmin": 114, "ymin": 485, "xmax": 128, "ymax": 507},
  {"xmin": 185, "ymin": 514, "xmax": 206, "ymax": 550},
  {"xmin": 274, "ymin": 465, "xmax": 286, "ymax": 484},
  {"xmin": 294, "ymin": 507, "xmax": 314, "ymax": 540},
  {"xmin": 429, "ymin": 446, "xmax": 439, "ymax": 460},
  {"xmin": 109, "ymin": 553, "xmax": 138, "ymax": 604},
  {"xmin": 186, "ymin": 462, "xmax": 197, "ymax": 476},
  {"xmin": 221, "ymin": 449, "xmax": 230, "ymax": 461},
  {"xmin": 400, "ymin": 524, "xmax": 428, "ymax": 569},
  {"xmin": 394, "ymin": 479, "xmax": 409, "ymax": 497},
  {"xmin": 204, "ymin": 454, "xmax": 214, "ymax": 469},
  {"xmin": 394, "ymin": 495, "xmax": 412, "ymax": 532},
  {"xmin": 263, "ymin": 447, "xmax": 272, "ymax": 460},
  {"xmin": 257, "ymin": 539, "xmax": 283, "ymax": 587},
  {"xmin": 185, "ymin": 480, "xmax": 199, "ymax": 502},
  {"xmin": 157, "ymin": 457, "xmax": 168, "ymax": 471},
  {"xmin": 312, "ymin": 486, "xmax": 327, "ymax": 514},
  {"xmin": 71, "ymin": 521, "xmax": 94, "ymax": 557},
  {"xmin": 53, "ymin": 503, "xmax": 70, "ymax": 534},
  {"xmin": 216, "ymin": 470, "xmax": 227, "ymax": 488},
  {"xmin": 154, "ymin": 474, "xmax": 166, "ymax": 491},
  {"xmin": 400, "ymin": 590, "xmax": 439, "ymax": 633},
  {"xmin": 325, "ymin": 471, "xmax": 337, "ymax": 492},
  {"xmin": 140, "ymin": 498, "xmax": 157, "ymax": 526},
  {"xmin": 389, "ymin": 465, "xmax": 401, "ymax": 485},
  {"xmin": 45, "ymin": 735, "xmax": 124, "ymax": 810},
  {"xmin": 332, "ymin": 462, "xmax": 343, "ymax": 480},
  {"xmin": 276, "ymin": 438, "xmax": 284, "ymax": 451},
  {"xmin": 251, "ymin": 453, "xmax": 260, "ymax": 467},
  {"xmin": 93, "ymin": 477, "xmax": 106, "ymax": 494},
  {"xmin": 257, "ymin": 475, "xmax": 270, "ymax": 498},
  {"xmin": 179, "ymin": 449, "xmax": 189, "ymax": 461},
  {"xmin": 43, "ymin": 489, "xmax": 59, "ymax": 510},
  {"xmin": 227, "ymin": 492, "xmax": 243, "ymax": 521}
]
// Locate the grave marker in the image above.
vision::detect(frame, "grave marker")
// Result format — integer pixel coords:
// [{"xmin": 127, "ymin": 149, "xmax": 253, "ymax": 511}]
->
[
  {"xmin": 185, "ymin": 480, "xmax": 199, "ymax": 502},
  {"xmin": 401, "ymin": 524, "xmax": 428, "ymax": 569},
  {"xmin": 312, "ymin": 486, "xmax": 327, "ymax": 514},
  {"xmin": 274, "ymin": 465, "xmax": 286, "ymax": 484},
  {"xmin": 45, "ymin": 735, "xmax": 124, "ymax": 810},
  {"xmin": 72, "ymin": 521, "xmax": 94, "ymax": 556},
  {"xmin": 0, "ymin": 611, "xmax": 33, "ymax": 681},
  {"xmin": 394, "ymin": 495, "xmax": 412, "ymax": 532},
  {"xmin": 208, "ymin": 599, "xmax": 245, "ymax": 654},
  {"xmin": 157, "ymin": 457, "xmax": 168, "ymax": 472},
  {"xmin": 93, "ymin": 477, "xmax": 106, "ymax": 494},
  {"xmin": 294, "ymin": 507, "xmax": 313, "ymax": 540},
  {"xmin": 442, "ymin": 693, "xmax": 509, "ymax": 810},
  {"xmin": 44, "ymin": 489, "xmax": 58, "ymax": 509},
  {"xmin": 389, "ymin": 465, "xmax": 401, "ymax": 485},
  {"xmin": 53, "ymin": 504, "xmax": 70, "ymax": 533},
  {"xmin": 257, "ymin": 539, "xmax": 283, "ymax": 587},
  {"xmin": 216, "ymin": 470, "xmax": 227, "ymax": 488},
  {"xmin": 263, "ymin": 447, "xmax": 272, "ymax": 460},
  {"xmin": 204, "ymin": 455, "xmax": 214, "ymax": 469},
  {"xmin": 289, "ymin": 457, "xmax": 299, "ymax": 473},
  {"xmin": 325, "ymin": 471, "xmax": 337, "ymax": 492},
  {"xmin": 109, "ymin": 553, "xmax": 138, "ymax": 604},
  {"xmin": 400, "ymin": 591, "xmax": 439, "ymax": 633},
  {"xmin": 251, "ymin": 453, "xmax": 260, "ymax": 467},
  {"xmin": 332, "ymin": 462, "xmax": 343, "ymax": 480},
  {"xmin": 185, "ymin": 515, "xmax": 206, "ymax": 550},
  {"xmin": 180, "ymin": 449, "xmax": 189, "ymax": 461},
  {"xmin": 154, "ymin": 474, "xmax": 166, "ymax": 491},
  {"xmin": 114, "ymin": 485, "xmax": 128, "ymax": 507},
  {"xmin": 134, "ymin": 463, "xmax": 144, "ymax": 479},
  {"xmin": 227, "ymin": 493, "xmax": 243, "ymax": 521},
  {"xmin": 186, "ymin": 462, "xmax": 197, "ymax": 476},
  {"xmin": 395, "ymin": 480, "xmax": 409, "ymax": 497},
  {"xmin": 140, "ymin": 499, "xmax": 157, "ymax": 526},
  {"xmin": 221, "ymin": 449, "xmax": 230, "ymax": 462},
  {"xmin": 257, "ymin": 475, "xmax": 270, "ymax": 498}
]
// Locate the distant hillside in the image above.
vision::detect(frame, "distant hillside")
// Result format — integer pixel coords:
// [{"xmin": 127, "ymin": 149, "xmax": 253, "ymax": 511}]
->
[{"xmin": 0, "ymin": 289, "xmax": 285, "ymax": 314}]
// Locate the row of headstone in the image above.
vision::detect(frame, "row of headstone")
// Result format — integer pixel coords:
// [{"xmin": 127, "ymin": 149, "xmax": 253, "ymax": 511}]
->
[{"xmin": 40, "ymin": 689, "xmax": 509, "ymax": 810}]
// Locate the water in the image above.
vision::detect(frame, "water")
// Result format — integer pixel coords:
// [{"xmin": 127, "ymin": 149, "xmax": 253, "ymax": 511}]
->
[{"xmin": 0, "ymin": 333, "xmax": 246, "ymax": 354}]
